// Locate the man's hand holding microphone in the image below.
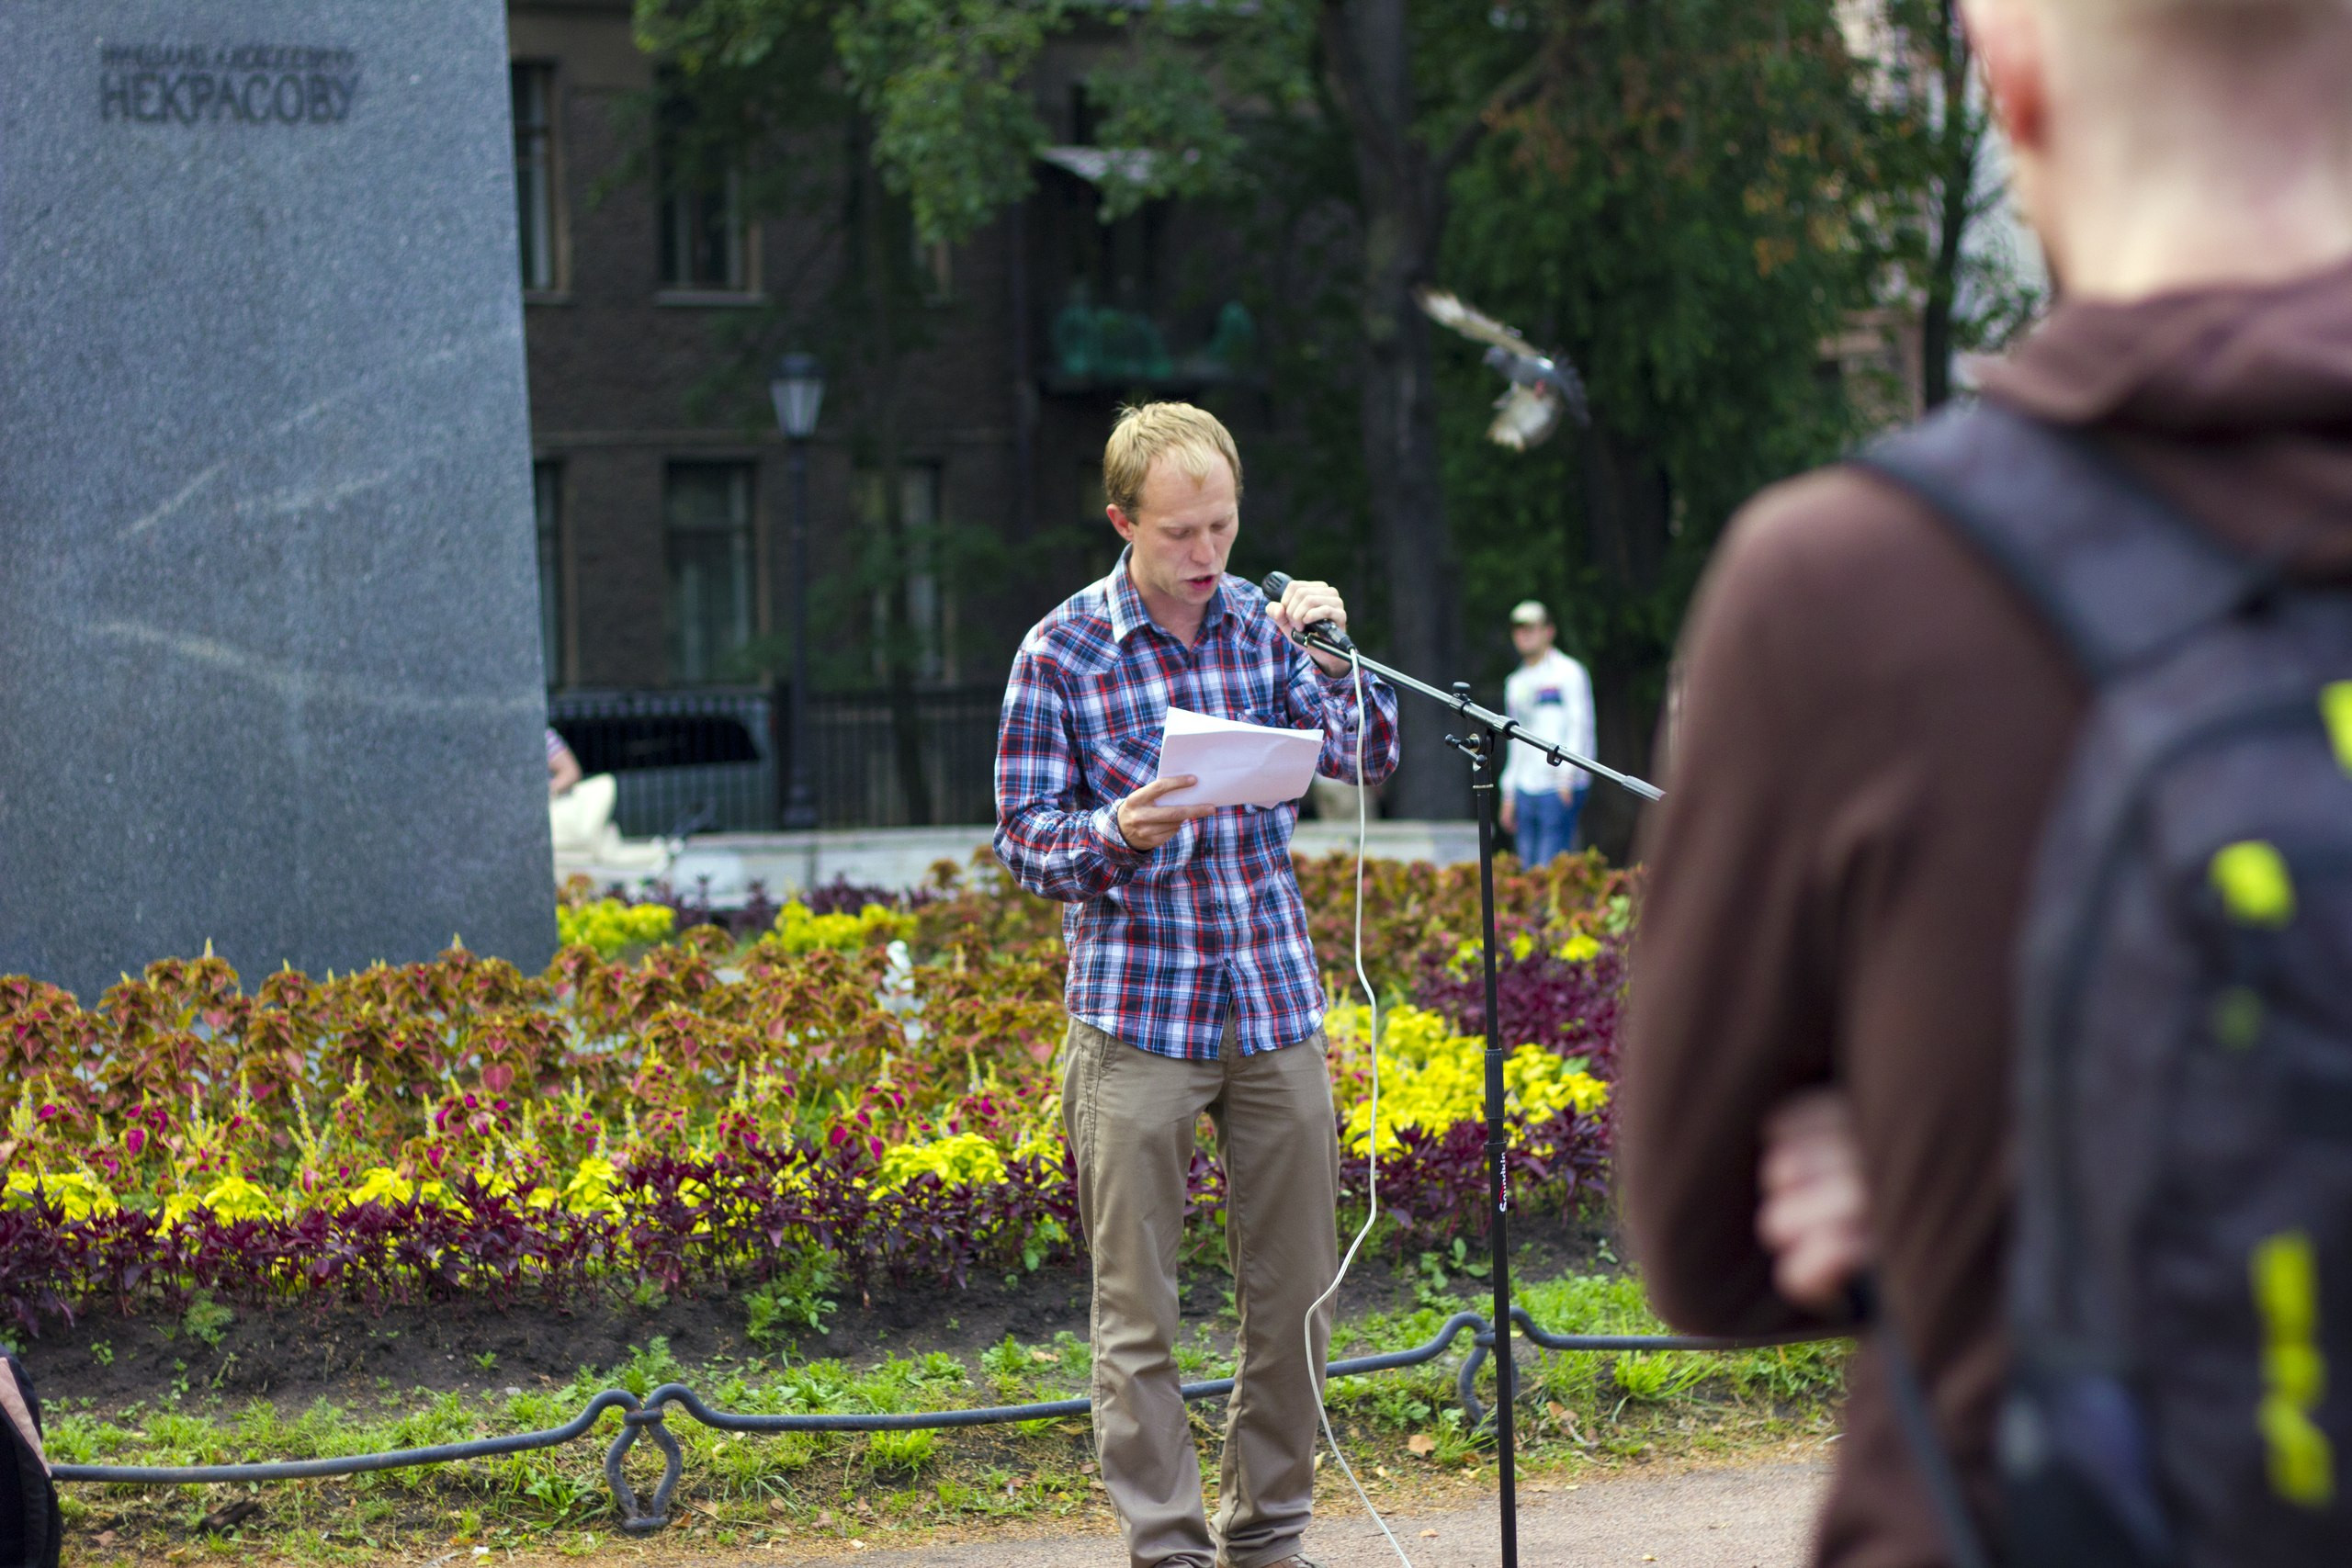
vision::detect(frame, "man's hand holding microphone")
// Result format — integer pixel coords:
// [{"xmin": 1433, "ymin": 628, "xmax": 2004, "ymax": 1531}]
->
[{"xmin": 1261, "ymin": 572, "xmax": 1355, "ymax": 676}]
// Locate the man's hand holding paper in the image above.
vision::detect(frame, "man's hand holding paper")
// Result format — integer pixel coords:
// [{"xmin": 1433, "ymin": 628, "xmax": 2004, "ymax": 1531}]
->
[
  {"xmin": 1151, "ymin": 706, "xmax": 1325, "ymax": 808},
  {"xmin": 1113, "ymin": 707, "xmax": 1339, "ymax": 848},
  {"xmin": 1114, "ymin": 775, "xmax": 1212, "ymax": 851}
]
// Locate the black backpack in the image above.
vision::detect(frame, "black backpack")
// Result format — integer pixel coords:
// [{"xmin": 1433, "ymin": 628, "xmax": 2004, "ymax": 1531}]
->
[
  {"xmin": 0, "ymin": 1348, "xmax": 58, "ymax": 1568},
  {"xmin": 1855, "ymin": 402, "xmax": 2352, "ymax": 1566}
]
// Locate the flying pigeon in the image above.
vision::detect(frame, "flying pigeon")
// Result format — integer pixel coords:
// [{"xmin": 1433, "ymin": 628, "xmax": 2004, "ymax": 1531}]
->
[{"xmin": 1415, "ymin": 287, "xmax": 1590, "ymax": 450}]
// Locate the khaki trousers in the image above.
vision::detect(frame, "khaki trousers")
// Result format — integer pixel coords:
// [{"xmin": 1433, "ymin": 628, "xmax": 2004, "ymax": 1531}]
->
[{"xmin": 1061, "ymin": 1016, "xmax": 1341, "ymax": 1568}]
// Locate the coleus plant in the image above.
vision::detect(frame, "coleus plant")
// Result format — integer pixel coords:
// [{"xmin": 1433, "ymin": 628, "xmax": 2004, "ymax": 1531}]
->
[{"xmin": 0, "ymin": 854, "xmax": 1628, "ymax": 1330}]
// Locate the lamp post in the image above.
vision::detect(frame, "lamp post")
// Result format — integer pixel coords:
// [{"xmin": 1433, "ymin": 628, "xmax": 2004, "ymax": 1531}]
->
[{"xmin": 770, "ymin": 353, "xmax": 823, "ymax": 831}]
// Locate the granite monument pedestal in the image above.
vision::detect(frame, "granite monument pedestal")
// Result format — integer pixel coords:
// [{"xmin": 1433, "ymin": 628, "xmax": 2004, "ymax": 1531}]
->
[{"xmin": 0, "ymin": 1, "xmax": 556, "ymax": 999}]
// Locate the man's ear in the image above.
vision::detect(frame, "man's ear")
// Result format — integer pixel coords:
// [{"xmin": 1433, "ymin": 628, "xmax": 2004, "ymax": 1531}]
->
[
  {"xmin": 1965, "ymin": 0, "xmax": 2046, "ymax": 157},
  {"xmin": 1107, "ymin": 504, "xmax": 1137, "ymax": 543}
]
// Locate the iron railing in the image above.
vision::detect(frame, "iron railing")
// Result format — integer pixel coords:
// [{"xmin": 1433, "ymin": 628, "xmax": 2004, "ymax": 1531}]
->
[
  {"xmin": 548, "ymin": 684, "xmax": 1000, "ymax": 835},
  {"xmin": 549, "ymin": 687, "xmax": 775, "ymax": 838},
  {"xmin": 807, "ymin": 684, "xmax": 1001, "ymax": 829},
  {"xmin": 52, "ymin": 1311, "xmax": 1838, "ymax": 1534}
]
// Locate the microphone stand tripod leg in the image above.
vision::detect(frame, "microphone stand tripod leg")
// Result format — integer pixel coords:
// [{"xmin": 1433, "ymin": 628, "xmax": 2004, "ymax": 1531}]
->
[
  {"xmin": 1451, "ymin": 694, "xmax": 1520, "ymax": 1568},
  {"xmin": 1353, "ymin": 642, "xmax": 1649, "ymax": 1568}
]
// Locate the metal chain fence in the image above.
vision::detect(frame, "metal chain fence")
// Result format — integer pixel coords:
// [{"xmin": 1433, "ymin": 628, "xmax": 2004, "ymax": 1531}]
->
[{"xmin": 51, "ymin": 1312, "xmax": 1840, "ymax": 1533}]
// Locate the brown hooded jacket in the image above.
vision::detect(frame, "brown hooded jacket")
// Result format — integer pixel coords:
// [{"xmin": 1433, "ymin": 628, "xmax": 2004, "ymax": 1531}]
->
[{"xmin": 1620, "ymin": 260, "xmax": 2352, "ymax": 1568}]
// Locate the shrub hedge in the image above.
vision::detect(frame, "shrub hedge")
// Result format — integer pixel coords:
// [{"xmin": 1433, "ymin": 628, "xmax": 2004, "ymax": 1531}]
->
[{"xmin": 0, "ymin": 851, "xmax": 1634, "ymax": 1332}]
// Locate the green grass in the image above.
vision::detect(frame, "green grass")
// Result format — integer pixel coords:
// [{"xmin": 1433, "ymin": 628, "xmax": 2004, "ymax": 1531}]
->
[
  {"xmin": 1317, "ymin": 1260, "xmax": 1846, "ymax": 1462},
  {"xmin": 49, "ymin": 1258, "xmax": 1846, "ymax": 1562}
]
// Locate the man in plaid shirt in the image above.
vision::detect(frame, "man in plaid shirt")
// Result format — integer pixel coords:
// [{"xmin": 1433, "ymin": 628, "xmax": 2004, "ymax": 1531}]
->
[{"xmin": 995, "ymin": 403, "xmax": 1399, "ymax": 1568}]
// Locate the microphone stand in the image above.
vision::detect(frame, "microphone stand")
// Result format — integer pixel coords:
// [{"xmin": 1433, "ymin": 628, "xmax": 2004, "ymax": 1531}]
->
[{"xmin": 1296, "ymin": 623, "xmax": 1661, "ymax": 1568}]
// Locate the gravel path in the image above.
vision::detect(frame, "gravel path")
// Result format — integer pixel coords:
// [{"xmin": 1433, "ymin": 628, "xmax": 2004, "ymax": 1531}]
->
[{"xmin": 763, "ymin": 1461, "xmax": 1829, "ymax": 1568}]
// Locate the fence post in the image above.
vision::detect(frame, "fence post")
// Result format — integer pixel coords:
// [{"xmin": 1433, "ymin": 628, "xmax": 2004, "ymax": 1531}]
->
[{"xmin": 770, "ymin": 675, "xmax": 793, "ymax": 829}]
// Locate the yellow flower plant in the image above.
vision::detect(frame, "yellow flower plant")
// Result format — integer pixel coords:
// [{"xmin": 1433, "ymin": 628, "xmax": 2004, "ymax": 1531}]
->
[{"xmin": 1323, "ymin": 1003, "xmax": 1607, "ymax": 1156}]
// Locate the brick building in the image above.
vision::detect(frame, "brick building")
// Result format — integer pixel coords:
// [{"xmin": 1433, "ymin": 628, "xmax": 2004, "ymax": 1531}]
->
[{"xmin": 506, "ymin": 1, "xmax": 1271, "ymax": 827}]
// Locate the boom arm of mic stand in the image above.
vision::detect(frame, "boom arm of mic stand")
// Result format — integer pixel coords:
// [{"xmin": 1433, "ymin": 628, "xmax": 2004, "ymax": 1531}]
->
[{"xmin": 1297, "ymin": 626, "xmax": 1664, "ymax": 802}]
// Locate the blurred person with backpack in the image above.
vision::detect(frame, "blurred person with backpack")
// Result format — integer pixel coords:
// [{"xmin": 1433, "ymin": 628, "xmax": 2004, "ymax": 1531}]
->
[{"xmin": 1618, "ymin": 0, "xmax": 2352, "ymax": 1563}]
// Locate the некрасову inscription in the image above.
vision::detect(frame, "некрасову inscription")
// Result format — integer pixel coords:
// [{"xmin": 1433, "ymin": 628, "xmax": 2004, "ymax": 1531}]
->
[{"xmin": 99, "ymin": 43, "xmax": 361, "ymax": 126}]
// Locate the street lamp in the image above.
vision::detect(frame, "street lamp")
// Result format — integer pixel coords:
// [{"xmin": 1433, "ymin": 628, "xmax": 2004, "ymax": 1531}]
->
[{"xmin": 770, "ymin": 353, "xmax": 823, "ymax": 830}]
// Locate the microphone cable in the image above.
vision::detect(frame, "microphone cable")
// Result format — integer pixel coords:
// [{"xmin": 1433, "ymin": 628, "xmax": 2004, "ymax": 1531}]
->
[{"xmin": 1301, "ymin": 644, "xmax": 1419, "ymax": 1568}]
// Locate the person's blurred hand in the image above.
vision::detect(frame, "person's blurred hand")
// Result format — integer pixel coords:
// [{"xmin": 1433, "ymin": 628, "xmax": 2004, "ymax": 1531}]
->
[
  {"xmin": 1756, "ymin": 1088, "xmax": 1871, "ymax": 1312},
  {"xmin": 1498, "ymin": 794, "xmax": 1518, "ymax": 832},
  {"xmin": 1117, "ymin": 775, "xmax": 1215, "ymax": 852}
]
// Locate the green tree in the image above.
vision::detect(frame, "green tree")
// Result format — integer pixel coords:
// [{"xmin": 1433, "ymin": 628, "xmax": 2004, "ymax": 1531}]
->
[
  {"xmin": 1886, "ymin": 0, "xmax": 2043, "ymax": 407},
  {"xmin": 639, "ymin": 0, "xmax": 1965, "ymax": 840},
  {"xmin": 631, "ymin": 7, "xmax": 977, "ymax": 822},
  {"xmin": 1435, "ymin": 0, "xmax": 1913, "ymax": 853},
  {"xmin": 641, "ymin": 0, "xmax": 1567, "ymax": 817},
  {"xmin": 1917, "ymin": 0, "xmax": 1981, "ymax": 408}
]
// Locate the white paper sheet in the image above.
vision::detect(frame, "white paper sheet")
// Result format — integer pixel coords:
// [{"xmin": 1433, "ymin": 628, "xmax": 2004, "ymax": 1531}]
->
[{"xmin": 1152, "ymin": 705, "xmax": 1325, "ymax": 808}]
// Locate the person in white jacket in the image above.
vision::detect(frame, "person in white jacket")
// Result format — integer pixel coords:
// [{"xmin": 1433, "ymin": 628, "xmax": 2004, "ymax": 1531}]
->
[{"xmin": 1498, "ymin": 599, "xmax": 1594, "ymax": 864}]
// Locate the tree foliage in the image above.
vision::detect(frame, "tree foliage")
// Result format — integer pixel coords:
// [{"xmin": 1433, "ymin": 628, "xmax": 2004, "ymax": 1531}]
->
[
  {"xmin": 1442, "ymin": 0, "xmax": 1905, "ymax": 683},
  {"xmin": 632, "ymin": 0, "xmax": 1994, "ymax": 838}
]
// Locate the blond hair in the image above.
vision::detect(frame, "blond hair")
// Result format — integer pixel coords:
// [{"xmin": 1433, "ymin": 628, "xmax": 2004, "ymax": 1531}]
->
[{"xmin": 1102, "ymin": 402, "xmax": 1243, "ymax": 518}]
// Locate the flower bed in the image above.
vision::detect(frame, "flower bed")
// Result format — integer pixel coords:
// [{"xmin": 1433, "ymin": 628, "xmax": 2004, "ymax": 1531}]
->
[{"xmin": 0, "ymin": 852, "xmax": 1634, "ymax": 1332}]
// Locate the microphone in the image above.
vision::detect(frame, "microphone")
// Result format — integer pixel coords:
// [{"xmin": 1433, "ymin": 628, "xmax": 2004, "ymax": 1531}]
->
[{"xmin": 1259, "ymin": 570, "xmax": 1357, "ymax": 655}]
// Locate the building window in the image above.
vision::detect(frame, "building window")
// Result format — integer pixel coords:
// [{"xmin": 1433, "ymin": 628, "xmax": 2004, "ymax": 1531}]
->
[
  {"xmin": 653, "ymin": 71, "xmax": 752, "ymax": 295},
  {"xmin": 859, "ymin": 462, "xmax": 951, "ymax": 684},
  {"xmin": 512, "ymin": 63, "xmax": 558, "ymax": 292},
  {"xmin": 665, "ymin": 463, "xmax": 757, "ymax": 684},
  {"xmin": 915, "ymin": 233, "xmax": 953, "ymax": 304},
  {"xmin": 533, "ymin": 459, "xmax": 564, "ymax": 685},
  {"xmin": 658, "ymin": 171, "xmax": 746, "ymax": 291},
  {"xmin": 1040, "ymin": 162, "xmax": 1173, "ymax": 382},
  {"xmin": 1063, "ymin": 175, "xmax": 1159, "ymax": 314}
]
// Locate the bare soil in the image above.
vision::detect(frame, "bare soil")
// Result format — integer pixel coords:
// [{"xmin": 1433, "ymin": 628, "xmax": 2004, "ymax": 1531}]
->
[
  {"xmin": 104, "ymin": 1446, "xmax": 1838, "ymax": 1567},
  {"xmin": 19, "ymin": 1217, "xmax": 1614, "ymax": 1416}
]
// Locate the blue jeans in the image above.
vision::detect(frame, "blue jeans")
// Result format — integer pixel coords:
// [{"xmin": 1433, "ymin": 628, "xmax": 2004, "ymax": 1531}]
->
[{"xmin": 1512, "ymin": 787, "xmax": 1586, "ymax": 866}]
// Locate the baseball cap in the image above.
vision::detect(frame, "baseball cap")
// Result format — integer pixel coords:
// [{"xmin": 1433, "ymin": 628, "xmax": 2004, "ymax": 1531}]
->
[{"xmin": 1509, "ymin": 599, "xmax": 1550, "ymax": 626}]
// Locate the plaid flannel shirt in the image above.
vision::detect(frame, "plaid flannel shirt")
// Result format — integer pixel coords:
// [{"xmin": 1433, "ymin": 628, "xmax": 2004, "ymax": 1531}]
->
[{"xmin": 992, "ymin": 551, "xmax": 1401, "ymax": 1061}]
